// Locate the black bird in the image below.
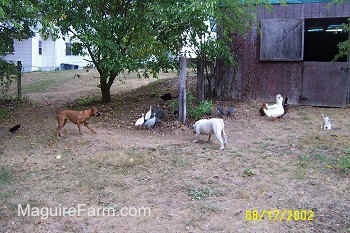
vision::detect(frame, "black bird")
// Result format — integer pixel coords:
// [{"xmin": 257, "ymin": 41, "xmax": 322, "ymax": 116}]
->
[
  {"xmin": 9, "ymin": 124, "xmax": 21, "ymax": 133},
  {"xmin": 160, "ymin": 93, "xmax": 173, "ymax": 101},
  {"xmin": 152, "ymin": 104, "xmax": 166, "ymax": 120}
]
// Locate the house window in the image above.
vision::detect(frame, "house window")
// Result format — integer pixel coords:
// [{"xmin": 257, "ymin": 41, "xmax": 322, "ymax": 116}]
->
[
  {"xmin": 38, "ymin": 41, "xmax": 43, "ymax": 55},
  {"xmin": 304, "ymin": 17, "xmax": 348, "ymax": 62},
  {"xmin": 66, "ymin": 42, "xmax": 72, "ymax": 56}
]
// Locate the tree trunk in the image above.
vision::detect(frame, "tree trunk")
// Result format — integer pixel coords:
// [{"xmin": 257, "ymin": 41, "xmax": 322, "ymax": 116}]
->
[
  {"xmin": 196, "ymin": 58, "xmax": 205, "ymax": 102},
  {"xmin": 178, "ymin": 56, "xmax": 187, "ymax": 123},
  {"xmin": 98, "ymin": 70, "xmax": 117, "ymax": 103},
  {"xmin": 100, "ymin": 81, "xmax": 111, "ymax": 103},
  {"xmin": 214, "ymin": 33, "xmax": 244, "ymax": 100}
]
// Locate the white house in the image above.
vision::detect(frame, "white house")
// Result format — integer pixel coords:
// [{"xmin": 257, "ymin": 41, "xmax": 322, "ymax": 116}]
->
[{"xmin": 3, "ymin": 33, "xmax": 90, "ymax": 72}]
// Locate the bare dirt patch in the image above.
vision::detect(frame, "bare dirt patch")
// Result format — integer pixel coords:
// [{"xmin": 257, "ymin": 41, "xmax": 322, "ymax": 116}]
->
[{"xmin": 0, "ymin": 70, "xmax": 349, "ymax": 233}]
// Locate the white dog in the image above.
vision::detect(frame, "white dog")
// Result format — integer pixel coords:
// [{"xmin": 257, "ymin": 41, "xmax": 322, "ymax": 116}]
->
[
  {"xmin": 193, "ymin": 118, "xmax": 227, "ymax": 150},
  {"xmin": 321, "ymin": 114, "xmax": 332, "ymax": 130}
]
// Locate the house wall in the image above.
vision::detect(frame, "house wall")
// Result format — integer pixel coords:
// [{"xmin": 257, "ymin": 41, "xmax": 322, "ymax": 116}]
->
[
  {"xmin": 239, "ymin": 2, "xmax": 350, "ymax": 104},
  {"xmin": 3, "ymin": 39, "xmax": 33, "ymax": 72},
  {"xmin": 2, "ymin": 34, "xmax": 90, "ymax": 72},
  {"xmin": 54, "ymin": 38, "xmax": 90, "ymax": 69}
]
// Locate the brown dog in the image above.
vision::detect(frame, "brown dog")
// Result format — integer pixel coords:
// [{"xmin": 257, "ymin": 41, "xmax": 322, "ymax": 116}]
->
[{"xmin": 56, "ymin": 106, "xmax": 100, "ymax": 137}]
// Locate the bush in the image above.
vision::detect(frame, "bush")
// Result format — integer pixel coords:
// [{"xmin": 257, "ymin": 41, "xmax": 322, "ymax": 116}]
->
[
  {"xmin": 0, "ymin": 59, "xmax": 18, "ymax": 99},
  {"xmin": 169, "ymin": 92, "xmax": 213, "ymax": 120},
  {"xmin": 189, "ymin": 100, "xmax": 213, "ymax": 120}
]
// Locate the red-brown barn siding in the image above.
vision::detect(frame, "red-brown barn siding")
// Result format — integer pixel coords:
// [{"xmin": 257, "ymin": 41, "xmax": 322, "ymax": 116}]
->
[{"xmin": 237, "ymin": 2, "xmax": 350, "ymax": 105}]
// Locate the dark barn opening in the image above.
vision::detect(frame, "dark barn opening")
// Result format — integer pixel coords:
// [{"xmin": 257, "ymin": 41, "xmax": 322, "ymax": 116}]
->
[{"xmin": 304, "ymin": 17, "xmax": 348, "ymax": 62}]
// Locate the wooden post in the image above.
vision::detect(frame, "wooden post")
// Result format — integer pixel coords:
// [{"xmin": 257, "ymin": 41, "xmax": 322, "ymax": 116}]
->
[
  {"xmin": 178, "ymin": 56, "xmax": 187, "ymax": 123},
  {"xmin": 17, "ymin": 60, "xmax": 22, "ymax": 99}
]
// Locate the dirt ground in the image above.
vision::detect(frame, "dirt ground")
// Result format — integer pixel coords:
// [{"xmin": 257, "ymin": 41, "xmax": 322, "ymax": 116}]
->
[{"xmin": 0, "ymin": 70, "xmax": 349, "ymax": 233}]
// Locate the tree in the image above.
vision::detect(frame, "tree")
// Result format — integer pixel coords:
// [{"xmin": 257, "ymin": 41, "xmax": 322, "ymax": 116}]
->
[
  {"xmin": 0, "ymin": 0, "xmax": 37, "ymax": 56},
  {"xmin": 204, "ymin": 0, "xmax": 270, "ymax": 100},
  {"xmin": 39, "ymin": 0, "xmax": 187, "ymax": 103},
  {"xmin": 0, "ymin": 0, "xmax": 37, "ymax": 98}
]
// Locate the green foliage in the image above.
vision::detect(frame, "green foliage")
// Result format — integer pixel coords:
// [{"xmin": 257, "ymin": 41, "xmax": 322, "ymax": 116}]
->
[
  {"xmin": 189, "ymin": 100, "xmax": 213, "ymax": 120},
  {"xmin": 76, "ymin": 96, "xmax": 99, "ymax": 107},
  {"xmin": 0, "ymin": 1, "xmax": 37, "ymax": 98},
  {"xmin": 0, "ymin": 108, "xmax": 11, "ymax": 120},
  {"xmin": 38, "ymin": 0, "xmax": 270, "ymax": 103},
  {"xmin": 0, "ymin": 60, "xmax": 17, "ymax": 98},
  {"xmin": 337, "ymin": 149, "xmax": 350, "ymax": 174},
  {"xmin": 243, "ymin": 168, "xmax": 256, "ymax": 177},
  {"xmin": 297, "ymin": 155, "xmax": 310, "ymax": 169},
  {"xmin": 0, "ymin": 0, "xmax": 37, "ymax": 56},
  {"xmin": 188, "ymin": 187, "xmax": 213, "ymax": 200},
  {"xmin": 334, "ymin": 19, "xmax": 350, "ymax": 62},
  {"xmin": 0, "ymin": 167, "xmax": 12, "ymax": 186},
  {"xmin": 169, "ymin": 92, "xmax": 213, "ymax": 120}
]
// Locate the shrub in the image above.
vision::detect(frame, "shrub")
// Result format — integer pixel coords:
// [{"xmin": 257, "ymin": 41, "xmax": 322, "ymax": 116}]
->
[
  {"xmin": 169, "ymin": 92, "xmax": 213, "ymax": 120},
  {"xmin": 0, "ymin": 60, "xmax": 17, "ymax": 99},
  {"xmin": 189, "ymin": 100, "xmax": 213, "ymax": 120}
]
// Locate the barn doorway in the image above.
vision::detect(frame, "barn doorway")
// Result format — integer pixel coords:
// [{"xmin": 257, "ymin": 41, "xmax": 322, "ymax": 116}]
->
[
  {"xmin": 301, "ymin": 17, "xmax": 349, "ymax": 106},
  {"xmin": 304, "ymin": 17, "xmax": 348, "ymax": 62}
]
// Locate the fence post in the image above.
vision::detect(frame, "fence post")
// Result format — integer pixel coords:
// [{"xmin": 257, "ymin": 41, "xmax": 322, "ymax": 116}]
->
[
  {"xmin": 178, "ymin": 56, "xmax": 187, "ymax": 123},
  {"xmin": 17, "ymin": 60, "xmax": 22, "ymax": 99}
]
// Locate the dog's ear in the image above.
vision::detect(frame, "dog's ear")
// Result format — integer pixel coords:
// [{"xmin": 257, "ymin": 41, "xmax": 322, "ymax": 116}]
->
[{"xmin": 90, "ymin": 106, "xmax": 98, "ymax": 115}]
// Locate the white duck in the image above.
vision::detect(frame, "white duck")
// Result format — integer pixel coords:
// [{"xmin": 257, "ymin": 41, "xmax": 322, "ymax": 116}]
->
[
  {"xmin": 135, "ymin": 113, "xmax": 145, "ymax": 127},
  {"xmin": 260, "ymin": 94, "xmax": 285, "ymax": 118},
  {"xmin": 145, "ymin": 105, "xmax": 152, "ymax": 121}
]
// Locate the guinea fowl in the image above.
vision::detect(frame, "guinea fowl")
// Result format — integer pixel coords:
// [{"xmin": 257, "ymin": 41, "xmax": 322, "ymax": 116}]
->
[
  {"xmin": 259, "ymin": 94, "xmax": 285, "ymax": 118},
  {"xmin": 144, "ymin": 113, "xmax": 157, "ymax": 129},
  {"xmin": 225, "ymin": 107, "xmax": 236, "ymax": 117},
  {"xmin": 217, "ymin": 106, "xmax": 236, "ymax": 117}
]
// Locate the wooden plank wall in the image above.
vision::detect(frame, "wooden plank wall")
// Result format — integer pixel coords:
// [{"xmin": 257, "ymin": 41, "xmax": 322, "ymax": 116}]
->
[{"xmin": 239, "ymin": 2, "xmax": 350, "ymax": 103}]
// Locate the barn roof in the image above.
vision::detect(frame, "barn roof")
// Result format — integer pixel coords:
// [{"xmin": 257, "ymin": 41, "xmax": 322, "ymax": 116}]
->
[{"xmin": 270, "ymin": 0, "xmax": 332, "ymax": 3}]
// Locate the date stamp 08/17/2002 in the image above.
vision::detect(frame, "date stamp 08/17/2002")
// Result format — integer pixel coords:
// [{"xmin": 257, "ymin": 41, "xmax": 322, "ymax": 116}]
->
[{"xmin": 245, "ymin": 209, "xmax": 314, "ymax": 222}]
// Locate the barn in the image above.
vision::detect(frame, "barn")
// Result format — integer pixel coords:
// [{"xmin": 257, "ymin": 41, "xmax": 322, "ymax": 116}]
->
[{"xmin": 222, "ymin": 0, "xmax": 350, "ymax": 107}]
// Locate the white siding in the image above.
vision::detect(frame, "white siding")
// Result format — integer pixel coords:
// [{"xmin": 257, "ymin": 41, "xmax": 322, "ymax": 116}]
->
[
  {"xmin": 54, "ymin": 38, "xmax": 90, "ymax": 69},
  {"xmin": 2, "ymin": 34, "xmax": 90, "ymax": 72},
  {"xmin": 31, "ymin": 35, "xmax": 41, "ymax": 71},
  {"xmin": 3, "ymin": 39, "xmax": 33, "ymax": 72}
]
